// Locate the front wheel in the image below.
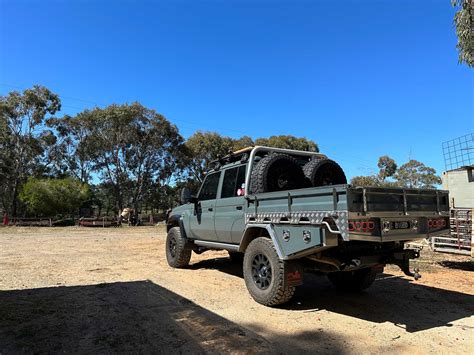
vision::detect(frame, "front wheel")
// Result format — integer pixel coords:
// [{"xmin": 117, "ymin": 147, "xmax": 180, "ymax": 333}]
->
[
  {"xmin": 166, "ymin": 227, "xmax": 192, "ymax": 268},
  {"xmin": 243, "ymin": 237, "xmax": 295, "ymax": 306},
  {"xmin": 327, "ymin": 267, "xmax": 380, "ymax": 291}
]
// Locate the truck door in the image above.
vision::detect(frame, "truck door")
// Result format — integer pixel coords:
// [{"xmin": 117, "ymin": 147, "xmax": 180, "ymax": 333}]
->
[
  {"xmin": 214, "ymin": 165, "xmax": 247, "ymax": 244},
  {"xmin": 189, "ymin": 171, "xmax": 221, "ymax": 241}
]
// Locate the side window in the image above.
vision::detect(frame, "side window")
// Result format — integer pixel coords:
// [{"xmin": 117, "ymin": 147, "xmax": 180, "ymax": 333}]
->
[
  {"xmin": 198, "ymin": 172, "xmax": 220, "ymax": 201},
  {"xmin": 221, "ymin": 167, "xmax": 238, "ymax": 198},
  {"xmin": 221, "ymin": 165, "xmax": 247, "ymax": 198},
  {"xmin": 235, "ymin": 165, "xmax": 246, "ymax": 195}
]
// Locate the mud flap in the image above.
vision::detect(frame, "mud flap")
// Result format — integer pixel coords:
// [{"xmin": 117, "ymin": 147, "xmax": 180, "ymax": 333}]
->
[{"xmin": 283, "ymin": 261, "xmax": 304, "ymax": 288}]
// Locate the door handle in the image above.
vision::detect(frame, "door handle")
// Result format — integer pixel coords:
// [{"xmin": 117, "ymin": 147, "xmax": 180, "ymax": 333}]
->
[
  {"xmin": 236, "ymin": 206, "xmax": 243, "ymax": 210},
  {"xmin": 208, "ymin": 207, "xmax": 213, "ymax": 212}
]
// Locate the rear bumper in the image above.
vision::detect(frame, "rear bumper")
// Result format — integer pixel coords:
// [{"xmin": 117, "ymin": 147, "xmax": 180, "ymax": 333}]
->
[{"xmin": 349, "ymin": 228, "xmax": 449, "ymax": 242}]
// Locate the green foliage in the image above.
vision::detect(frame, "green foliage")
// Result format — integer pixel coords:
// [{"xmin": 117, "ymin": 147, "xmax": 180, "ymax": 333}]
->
[
  {"xmin": 184, "ymin": 131, "xmax": 236, "ymax": 183},
  {"xmin": 351, "ymin": 156, "xmax": 441, "ymax": 188},
  {"xmin": 20, "ymin": 178, "xmax": 90, "ymax": 217},
  {"xmin": 185, "ymin": 132, "xmax": 319, "ymax": 184},
  {"xmin": 395, "ymin": 160, "xmax": 442, "ymax": 188},
  {"xmin": 452, "ymin": 0, "xmax": 474, "ymax": 67},
  {"xmin": 232, "ymin": 136, "xmax": 254, "ymax": 151},
  {"xmin": 377, "ymin": 155, "xmax": 397, "ymax": 180},
  {"xmin": 255, "ymin": 135, "xmax": 319, "ymax": 152},
  {"xmin": 0, "ymin": 85, "xmax": 61, "ymax": 214},
  {"xmin": 47, "ymin": 113, "xmax": 96, "ymax": 183},
  {"xmin": 350, "ymin": 175, "xmax": 381, "ymax": 187},
  {"xmin": 52, "ymin": 103, "xmax": 185, "ymax": 213},
  {"xmin": 1, "ymin": 85, "xmax": 321, "ymax": 215}
]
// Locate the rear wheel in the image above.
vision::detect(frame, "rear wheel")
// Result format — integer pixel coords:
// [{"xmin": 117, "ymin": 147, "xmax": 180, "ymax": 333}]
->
[
  {"xmin": 166, "ymin": 227, "xmax": 192, "ymax": 268},
  {"xmin": 243, "ymin": 237, "xmax": 295, "ymax": 306},
  {"xmin": 327, "ymin": 267, "xmax": 379, "ymax": 291}
]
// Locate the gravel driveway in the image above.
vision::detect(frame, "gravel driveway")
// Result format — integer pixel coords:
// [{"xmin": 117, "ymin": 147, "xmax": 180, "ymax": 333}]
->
[{"xmin": 0, "ymin": 226, "xmax": 473, "ymax": 353}]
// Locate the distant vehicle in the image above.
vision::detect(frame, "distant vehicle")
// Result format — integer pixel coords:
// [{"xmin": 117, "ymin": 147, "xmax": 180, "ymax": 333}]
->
[{"xmin": 166, "ymin": 146, "xmax": 450, "ymax": 306}]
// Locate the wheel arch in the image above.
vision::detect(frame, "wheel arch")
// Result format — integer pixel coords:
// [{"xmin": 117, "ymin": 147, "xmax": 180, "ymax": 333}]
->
[
  {"xmin": 166, "ymin": 213, "xmax": 180, "ymax": 232},
  {"xmin": 166, "ymin": 214, "xmax": 189, "ymax": 242},
  {"xmin": 239, "ymin": 224, "xmax": 285, "ymax": 259}
]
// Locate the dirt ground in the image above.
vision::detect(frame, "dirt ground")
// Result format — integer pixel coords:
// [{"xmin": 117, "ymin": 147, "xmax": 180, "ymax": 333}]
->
[{"xmin": 0, "ymin": 226, "xmax": 473, "ymax": 354}]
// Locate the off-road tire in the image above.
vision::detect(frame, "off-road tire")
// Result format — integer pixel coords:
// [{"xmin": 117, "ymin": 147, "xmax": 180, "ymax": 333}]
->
[
  {"xmin": 166, "ymin": 227, "xmax": 192, "ymax": 268},
  {"xmin": 243, "ymin": 237, "xmax": 295, "ymax": 306},
  {"xmin": 228, "ymin": 251, "xmax": 244, "ymax": 264},
  {"xmin": 250, "ymin": 153, "xmax": 307, "ymax": 194},
  {"xmin": 327, "ymin": 267, "xmax": 378, "ymax": 291},
  {"xmin": 303, "ymin": 158, "xmax": 347, "ymax": 187}
]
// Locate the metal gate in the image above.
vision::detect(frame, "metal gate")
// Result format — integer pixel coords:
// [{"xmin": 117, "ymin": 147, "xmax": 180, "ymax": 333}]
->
[{"xmin": 431, "ymin": 208, "xmax": 473, "ymax": 256}]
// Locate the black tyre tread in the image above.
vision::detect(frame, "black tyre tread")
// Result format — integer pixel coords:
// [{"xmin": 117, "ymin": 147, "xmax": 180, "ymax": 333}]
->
[
  {"xmin": 166, "ymin": 227, "xmax": 192, "ymax": 268},
  {"xmin": 327, "ymin": 267, "xmax": 378, "ymax": 292},
  {"xmin": 243, "ymin": 237, "xmax": 295, "ymax": 306},
  {"xmin": 250, "ymin": 154, "xmax": 307, "ymax": 194},
  {"xmin": 303, "ymin": 158, "xmax": 347, "ymax": 187}
]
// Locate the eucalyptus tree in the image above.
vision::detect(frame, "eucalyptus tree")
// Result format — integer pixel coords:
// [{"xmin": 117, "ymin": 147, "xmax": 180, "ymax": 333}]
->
[
  {"xmin": 452, "ymin": 0, "xmax": 474, "ymax": 67},
  {"xmin": 64, "ymin": 103, "xmax": 185, "ymax": 216},
  {"xmin": 47, "ymin": 113, "xmax": 96, "ymax": 183},
  {"xmin": 0, "ymin": 85, "xmax": 61, "ymax": 215},
  {"xmin": 184, "ymin": 131, "xmax": 236, "ymax": 184},
  {"xmin": 395, "ymin": 160, "xmax": 442, "ymax": 189},
  {"xmin": 351, "ymin": 156, "xmax": 441, "ymax": 189}
]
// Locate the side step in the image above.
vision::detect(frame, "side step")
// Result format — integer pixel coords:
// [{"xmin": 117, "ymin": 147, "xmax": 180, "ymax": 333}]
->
[{"xmin": 193, "ymin": 240, "xmax": 240, "ymax": 252}]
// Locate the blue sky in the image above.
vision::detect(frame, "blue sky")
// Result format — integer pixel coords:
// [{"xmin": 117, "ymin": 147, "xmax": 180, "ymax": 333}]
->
[{"xmin": 1, "ymin": 0, "xmax": 472, "ymax": 179}]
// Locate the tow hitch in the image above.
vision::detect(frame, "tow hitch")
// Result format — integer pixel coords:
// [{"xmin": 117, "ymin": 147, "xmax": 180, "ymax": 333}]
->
[{"xmin": 388, "ymin": 248, "xmax": 422, "ymax": 280}]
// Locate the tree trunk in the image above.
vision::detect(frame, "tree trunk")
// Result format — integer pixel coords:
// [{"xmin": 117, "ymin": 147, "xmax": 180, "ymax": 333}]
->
[
  {"xmin": 132, "ymin": 200, "xmax": 140, "ymax": 226},
  {"xmin": 10, "ymin": 179, "xmax": 18, "ymax": 217}
]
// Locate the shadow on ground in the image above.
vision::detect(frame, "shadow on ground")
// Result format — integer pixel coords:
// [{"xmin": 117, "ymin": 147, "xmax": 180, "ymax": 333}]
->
[
  {"xmin": 190, "ymin": 255, "xmax": 244, "ymax": 278},
  {"xmin": 0, "ymin": 281, "xmax": 258, "ymax": 353},
  {"xmin": 0, "ymin": 280, "xmax": 346, "ymax": 354},
  {"xmin": 191, "ymin": 256, "xmax": 474, "ymax": 333}
]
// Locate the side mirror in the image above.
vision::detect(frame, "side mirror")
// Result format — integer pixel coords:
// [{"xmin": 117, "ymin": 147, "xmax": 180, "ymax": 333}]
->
[
  {"xmin": 180, "ymin": 188, "xmax": 192, "ymax": 204},
  {"xmin": 181, "ymin": 188, "xmax": 198, "ymax": 204}
]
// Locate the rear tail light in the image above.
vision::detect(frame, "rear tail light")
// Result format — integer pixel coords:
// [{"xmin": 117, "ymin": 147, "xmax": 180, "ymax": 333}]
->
[
  {"xmin": 349, "ymin": 219, "xmax": 376, "ymax": 233},
  {"xmin": 428, "ymin": 218, "xmax": 448, "ymax": 230}
]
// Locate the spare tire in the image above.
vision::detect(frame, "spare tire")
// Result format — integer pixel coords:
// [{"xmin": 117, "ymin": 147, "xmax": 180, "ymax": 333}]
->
[
  {"xmin": 250, "ymin": 154, "xmax": 307, "ymax": 194},
  {"xmin": 303, "ymin": 158, "xmax": 347, "ymax": 187}
]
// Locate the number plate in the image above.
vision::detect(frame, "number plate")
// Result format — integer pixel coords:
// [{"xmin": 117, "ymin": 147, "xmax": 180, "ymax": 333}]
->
[{"xmin": 391, "ymin": 221, "xmax": 410, "ymax": 230}]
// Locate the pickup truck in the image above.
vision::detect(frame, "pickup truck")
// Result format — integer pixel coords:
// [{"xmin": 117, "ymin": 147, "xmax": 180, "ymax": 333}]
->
[{"xmin": 166, "ymin": 146, "xmax": 450, "ymax": 306}]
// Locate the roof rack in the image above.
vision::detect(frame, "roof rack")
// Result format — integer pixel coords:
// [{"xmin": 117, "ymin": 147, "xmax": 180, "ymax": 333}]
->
[
  {"xmin": 209, "ymin": 146, "xmax": 326, "ymax": 170},
  {"xmin": 209, "ymin": 146, "xmax": 254, "ymax": 169}
]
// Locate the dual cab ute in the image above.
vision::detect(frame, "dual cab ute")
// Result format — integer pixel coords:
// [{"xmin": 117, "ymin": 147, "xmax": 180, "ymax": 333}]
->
[{"xmin": 166, "ymin": 146, "xmax": 450, "ymax": 306}]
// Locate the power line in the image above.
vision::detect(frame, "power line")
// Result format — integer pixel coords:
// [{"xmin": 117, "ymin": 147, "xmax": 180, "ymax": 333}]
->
[
  {"xmin": 0, "ymin": 81, "xmax": 380, "ymax": 169},
  {"xmin": 0, "ymin": 82, "xmax": 100, "ymax": 106}
]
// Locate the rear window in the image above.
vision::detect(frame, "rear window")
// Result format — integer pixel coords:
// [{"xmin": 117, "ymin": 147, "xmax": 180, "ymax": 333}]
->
[{"xmin": 221, "ymin": 165, "xmax": 246, "ymax": 198}]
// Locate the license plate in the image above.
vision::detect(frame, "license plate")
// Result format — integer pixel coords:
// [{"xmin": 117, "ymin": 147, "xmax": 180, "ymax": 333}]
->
[{"xmin": 391, "ymin": 221, "xmax": 410, "ymax": 230}]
